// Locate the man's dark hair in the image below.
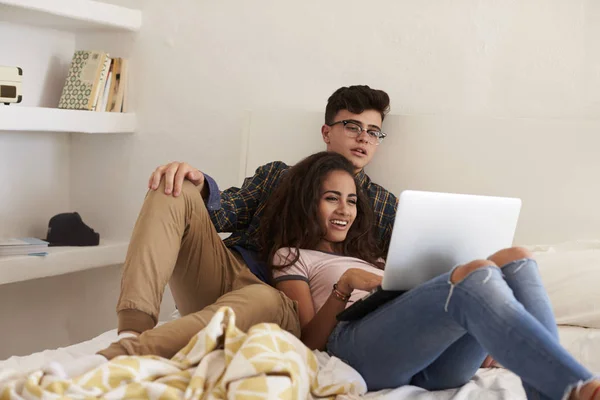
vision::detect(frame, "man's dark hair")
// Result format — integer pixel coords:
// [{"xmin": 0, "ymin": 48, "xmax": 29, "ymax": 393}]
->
[{"xmin": 325, "ymin": 85, "xmax": 391, "ymax": 125}]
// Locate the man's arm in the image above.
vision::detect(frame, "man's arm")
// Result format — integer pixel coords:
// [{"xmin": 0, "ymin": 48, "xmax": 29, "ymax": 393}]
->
[
  {"xmin": 210, "ymin": 162, "xmax": 286, "ymax": 232},
  {"xmin": 147, "ymin": 160, "xmax": 286, "ymax": 233},
  {"xmin": 379, "ymin": 194, "xmax": 398, "ymax": 259}
]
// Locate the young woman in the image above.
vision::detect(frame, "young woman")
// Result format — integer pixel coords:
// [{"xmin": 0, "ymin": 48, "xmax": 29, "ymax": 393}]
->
[{"xmin": 260, "ymin": 151, "xmax": 600, "ymax": 400}]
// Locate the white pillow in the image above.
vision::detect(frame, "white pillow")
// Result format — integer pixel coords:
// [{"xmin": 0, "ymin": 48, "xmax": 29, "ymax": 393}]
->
[{"xmin": 534, "ymin": 247, "xmax": 600, "ymax": 329}]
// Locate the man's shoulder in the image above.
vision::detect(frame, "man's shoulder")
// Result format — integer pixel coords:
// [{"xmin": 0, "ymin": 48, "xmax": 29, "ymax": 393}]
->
[
  {"xmin": 254, "ymin": 160, "xmax": 291, "ymax": 175},
  {"xmin": 363, "ymin": 174, "xmax": 398, "ymax": 202},
  {"xmin": 261, "ymin": 160, "xmax": 290, "ymax": 169}
]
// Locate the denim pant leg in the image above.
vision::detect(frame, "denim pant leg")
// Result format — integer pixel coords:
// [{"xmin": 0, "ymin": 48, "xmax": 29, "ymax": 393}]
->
[
  {"xmin": 502, "ymin": 258, "xmax": 559, "ymax": 400},
  {"xmin": 328, "ymin": 272, "xmax": 467, "ymax": 391},
  {"xmin": 410, "ymin": 333, "xmax": 487, "ymax": 390},
  {"xmin": 502, "ymin": 258, "xmax": 558, "ymax": 338},
  {"xmin": 412, "ymin": 259, "xmax": 558, "ymax": 399},
  {"xmin": 327, "ymin": 266, "xmax": 593, "ymax": 399}
]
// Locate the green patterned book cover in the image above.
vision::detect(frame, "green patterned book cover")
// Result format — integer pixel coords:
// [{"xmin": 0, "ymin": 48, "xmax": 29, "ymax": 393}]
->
[{"xmin": 58, "ymin": 50, "xmax": 108, "ymax": 110}]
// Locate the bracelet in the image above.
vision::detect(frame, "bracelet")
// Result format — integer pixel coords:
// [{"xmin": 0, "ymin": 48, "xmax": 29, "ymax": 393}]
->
[{"xmin": 332, "ymin": 283, "xmax": 352, "ymax": 302}]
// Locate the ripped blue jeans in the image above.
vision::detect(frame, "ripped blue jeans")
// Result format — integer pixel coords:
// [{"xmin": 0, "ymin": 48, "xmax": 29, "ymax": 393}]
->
[{"xmin": 327, "ymin": 259, "xmax": 594, "ymax": 400}]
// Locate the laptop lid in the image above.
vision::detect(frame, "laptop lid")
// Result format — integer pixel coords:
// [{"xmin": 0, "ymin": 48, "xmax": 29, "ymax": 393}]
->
[{"xmin": 381, "ymin": 190, "xmax": 522, "ymax": 291}]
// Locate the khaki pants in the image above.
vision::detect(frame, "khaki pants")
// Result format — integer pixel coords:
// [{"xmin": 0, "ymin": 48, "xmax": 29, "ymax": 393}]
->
[{"xmin": 98, "ymin": 181, "xmax": 300, "ymax": 360}]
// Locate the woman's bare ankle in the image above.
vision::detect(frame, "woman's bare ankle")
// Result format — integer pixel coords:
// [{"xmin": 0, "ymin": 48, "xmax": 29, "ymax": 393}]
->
[{"xmin": 573, "ymin": 380, "xmax": 600, "ymax": 400}]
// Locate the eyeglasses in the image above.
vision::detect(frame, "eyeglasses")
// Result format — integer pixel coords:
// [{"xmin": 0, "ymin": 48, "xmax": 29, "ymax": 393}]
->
[{"xmin": 327, "ymin": 120, "xmax": 387, "ymax": 145}]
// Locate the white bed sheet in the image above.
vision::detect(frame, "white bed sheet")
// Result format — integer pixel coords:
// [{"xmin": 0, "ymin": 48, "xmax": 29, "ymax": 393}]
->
[{"xmin": 2, "ymin": 326, "xmax": 599, "ymax": 399}]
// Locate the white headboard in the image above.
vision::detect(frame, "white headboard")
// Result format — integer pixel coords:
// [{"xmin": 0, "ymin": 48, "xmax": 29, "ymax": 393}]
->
[
  {"xmin": 239, "ymin": 110, "xmax": 326, "ymax": 182},
  {"xmin": 240, "ymin": 110, "xmax": 600, "ymax": 246}
]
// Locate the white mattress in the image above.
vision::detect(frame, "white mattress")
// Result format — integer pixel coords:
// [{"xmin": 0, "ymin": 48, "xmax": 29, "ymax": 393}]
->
[{"xmin": 1, "ymin": 325, "xmax": 599, "ymax": 399}]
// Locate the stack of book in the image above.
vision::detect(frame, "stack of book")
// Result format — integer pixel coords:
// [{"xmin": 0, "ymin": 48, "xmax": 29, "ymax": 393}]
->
[
  {"xmin": 0, "ymin": 238, "xmax": 49, "ymax": 256},
  {"xmin": 58, "ymin": 50, "xmax": 129, "ymax": 112}
]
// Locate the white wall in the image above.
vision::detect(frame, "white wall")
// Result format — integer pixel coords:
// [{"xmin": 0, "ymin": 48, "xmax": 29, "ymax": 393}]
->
[
  {"xmin": 1, "ymin": 0, "xmax": 600, "ymax": 355},
  {"xmin": 70, "ymin": 0, "xmax": 600, "ymax": 245},
  {"xmin": 3, "ymin": 1, "xmax": 599, "ymax": 244}
]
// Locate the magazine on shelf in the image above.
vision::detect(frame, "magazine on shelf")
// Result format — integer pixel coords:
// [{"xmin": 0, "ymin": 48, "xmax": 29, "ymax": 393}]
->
[{"xmin": 0, "ymin": 238, "xmax": 49, "ymax": 256}]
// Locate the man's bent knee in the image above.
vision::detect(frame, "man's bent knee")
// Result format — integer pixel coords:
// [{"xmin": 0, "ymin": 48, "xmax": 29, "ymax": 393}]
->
[
  {"xmin": 488, "ymin": 246, "xmax": 533, "ymax": 268},
  {"xmin": 143, "ymin": 179, "xmax": 206, "ymax": 219},
  {"xmin": 148, "ymin": 179, "xmax": 199, "ymax": 199},
  {"xmin": 451, "ymin": 259, "xmax": 497, "ymax": 284}
]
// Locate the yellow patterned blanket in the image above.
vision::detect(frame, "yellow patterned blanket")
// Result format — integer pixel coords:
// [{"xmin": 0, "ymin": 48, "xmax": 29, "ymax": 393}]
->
[{"xmin": 0, "ymin": 307, "xmax": 363, "ymax": 399}]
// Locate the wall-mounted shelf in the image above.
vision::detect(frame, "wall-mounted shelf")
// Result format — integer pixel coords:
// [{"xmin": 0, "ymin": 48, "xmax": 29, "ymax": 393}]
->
[
  {"xmin": 0, "ymin": 240, "xmax": 129, "ymax": 286},
  {"xmin": 0, "ymin": 0, "xmax": 142, "ymax": 32},
  {"xmin": 0, "ymin": 106, "xmax": 136, "ymax": 134}
]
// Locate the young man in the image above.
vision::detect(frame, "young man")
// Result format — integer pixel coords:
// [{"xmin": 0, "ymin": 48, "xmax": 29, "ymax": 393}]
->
[{"xmin": 98, "ymin": 85, "xmax": 397, "ymax": 359}]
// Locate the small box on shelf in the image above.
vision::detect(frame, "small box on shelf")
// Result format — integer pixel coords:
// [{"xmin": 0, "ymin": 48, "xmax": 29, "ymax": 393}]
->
[{"xmin": 0, "ymin": 65, "xmax": 23, "ymax": 105}]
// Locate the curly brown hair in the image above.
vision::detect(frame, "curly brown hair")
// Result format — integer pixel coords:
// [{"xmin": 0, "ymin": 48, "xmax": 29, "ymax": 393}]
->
[{"xmin": 260, "ymin": 152, "xmax": 382, "ymax": 282}]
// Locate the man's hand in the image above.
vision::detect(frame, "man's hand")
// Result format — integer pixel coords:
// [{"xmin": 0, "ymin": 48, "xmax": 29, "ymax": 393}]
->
[{"xmin": 148, "ymin": 162, "xmax": 205, "ymax": 197}]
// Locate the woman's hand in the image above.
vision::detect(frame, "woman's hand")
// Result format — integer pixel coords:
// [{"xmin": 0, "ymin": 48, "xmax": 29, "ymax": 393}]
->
[{"xmin": 337, "ymin": 268, "xmax": 383, "ymax": 294}]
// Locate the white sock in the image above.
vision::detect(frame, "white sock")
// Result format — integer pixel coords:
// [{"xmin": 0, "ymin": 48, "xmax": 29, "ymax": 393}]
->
[
  {"xmin": 43, "ymin": 355, "xmax": 106, "ymax": 379},
  {"xmin": 118, "ymin": 332, "xmax": 139, "ymax": 340}
]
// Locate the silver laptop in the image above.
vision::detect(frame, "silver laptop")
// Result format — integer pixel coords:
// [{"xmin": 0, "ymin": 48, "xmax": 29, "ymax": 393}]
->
[{"xmin": 337, "ymin": 190, "xmax": 522, "ymax": 321}]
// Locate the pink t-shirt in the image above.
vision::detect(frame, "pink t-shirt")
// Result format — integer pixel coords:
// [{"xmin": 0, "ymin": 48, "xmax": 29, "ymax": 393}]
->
[{"xmin": 272, "ymin": 248, "xmax": 385, "ymax": 312}]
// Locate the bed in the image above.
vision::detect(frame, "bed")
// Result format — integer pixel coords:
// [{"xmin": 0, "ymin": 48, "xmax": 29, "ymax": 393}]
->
[
  {"xmin": 0, "ymin": 306, "xmax": 599, "ymax": 399},
  {"xmin": 2, "ymin": 228, "xmax": 599, "ymax": 398},
  {"xmin": 2, "ymin": 111, "xmax": 600, "ymax": 398}
]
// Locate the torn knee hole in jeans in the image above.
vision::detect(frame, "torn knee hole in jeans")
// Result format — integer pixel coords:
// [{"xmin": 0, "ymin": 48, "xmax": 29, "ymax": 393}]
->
[
  {"xmin": 500, "ymin": 258, "xmax": 531, "ymax": 275},
  {"xmin": 444, "ymin": 267, "xmax": 494, "ymax": 312}
]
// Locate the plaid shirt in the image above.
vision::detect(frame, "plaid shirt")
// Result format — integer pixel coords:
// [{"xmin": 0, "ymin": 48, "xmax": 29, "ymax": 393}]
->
[{"xmin": 204, "ymin": 161, "xmax": 398, "ymax": 282}]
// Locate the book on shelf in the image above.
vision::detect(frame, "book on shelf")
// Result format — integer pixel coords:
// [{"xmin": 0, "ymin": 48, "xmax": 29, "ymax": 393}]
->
[
  {"xmin": 0, "ymin": 238, "xmax": 49, "ymax": 256},
  {"xmin": 92, "ymin": 55, "xmax": 111, "ymax": 112},
  {"xmin": 58, "ymin": 50, "xmax": 129, "ymax": 113},
  {"xmin": 113, "ymin": 58, "xmax": 129, "ymax": 113}
]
